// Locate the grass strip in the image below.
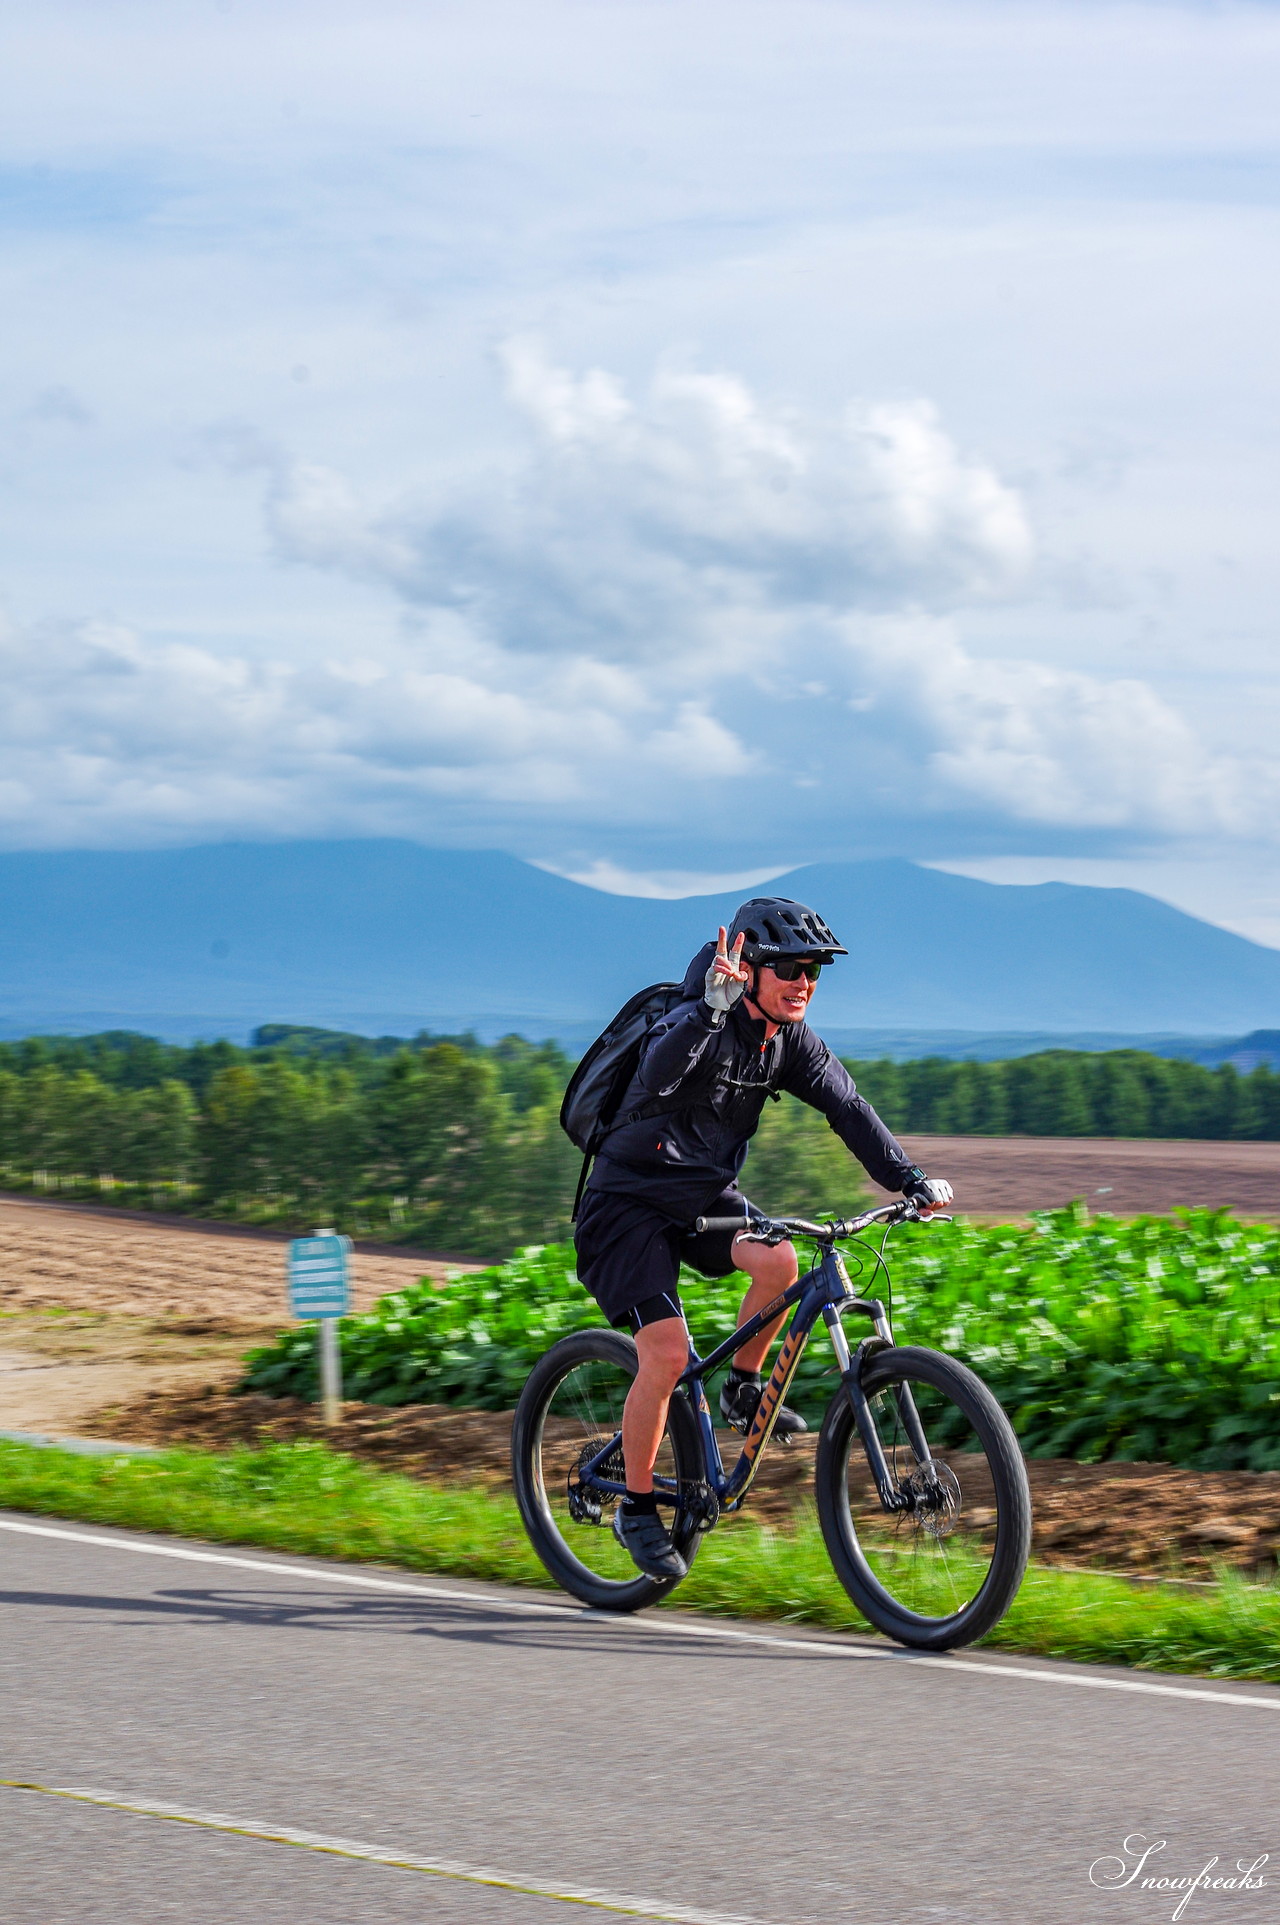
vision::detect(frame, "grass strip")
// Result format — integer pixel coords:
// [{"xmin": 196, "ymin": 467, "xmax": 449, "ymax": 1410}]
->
[{"xmin": 3, "ymin": 1438, "xmax": 1278, "ymax": 1684}]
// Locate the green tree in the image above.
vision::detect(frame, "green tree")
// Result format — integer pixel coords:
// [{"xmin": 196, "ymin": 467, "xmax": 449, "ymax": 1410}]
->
[
  {"xmin": 1004, "ymin": 1053, "xmax": 1092, "ymax": 1136},
  {"xmin": 898, "ymin": 1057, "xmax": 956, "ymax": 1132},
  {"xmin": 121, "ymin": 1080, "xmax": 198, "ymax": 1185},
  {"xmin": 250, "ymin": 1060, "xmax": 326, "ymax": 1204},
  {"xmin": 0, "ymin": 1069, "xmax": 22, "ymax": 1170},
  {"xmin": 306, "ymin": 1068, "xmax": 370, "ymax": 1218},
  {"xmin": 501, "ymin": 1101, "xmax": 582, "ymax": 1245},
  {"xmin": 935, "ymin": 1058, "xmax": 1007, "ymax": 1134},
  {"xmin": 199, "ymin": 1064, "xmax": 264, "ymax": 1203},
  {"xmin": 971, "ymin": 1060, "xmax": 1009, "ymax": 1134},
  {"xmin": 61, "ymin": 1070, "xmax": 120, "ymax": 1177},
  {"xmin": 1088, "ymin": 1053, "xmax": 1151, "ymax": 1137},
  {"xmin": 1229, "ymin": 1066, "xmax": 1268, "ymax": 1141},
  {"xmin": 1245, "ymin": 1065, "xmax": 1280, "ymax": 1141},
  {"xmin": 491, "ymin": 1035, "xmax": 575, "ymax": 1114},
  {"xmin": 840, "ymin": 1059, "xmax": 904, "ymax": 1134},
  {"xmin": 742, "ymin": 1094, "xmax": 871, "ymax": 1220},
  {"xmin": 1205, "ymin": 1064, "xmax": 1242, "ymax": 1139},
  {"xmin": 372, "ymin": 1043, "xmax": 511, "ymax": 1250},
  {"xmin": 1155, "ymin": 1058, "xmax": 1205, "ymax": 1138},
  {"xmin": 17, "ymin": 1066, "xmax": 76, "ymax": 1176}
]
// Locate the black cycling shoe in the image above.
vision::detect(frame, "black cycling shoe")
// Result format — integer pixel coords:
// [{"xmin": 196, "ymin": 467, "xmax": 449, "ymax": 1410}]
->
[
  {"xmin": 719, "ymin": 1375, "xmax": 808, "ymax": 1442},
  {"xmin": 612, "ymin": 1505, "xmax": 688, "ymax": 1580}
]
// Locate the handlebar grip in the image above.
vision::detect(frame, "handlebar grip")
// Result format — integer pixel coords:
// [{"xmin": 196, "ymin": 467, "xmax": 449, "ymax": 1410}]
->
[{"xmin": 693, "ymin": 1216, "xmax": 755, "ymax": 1235}]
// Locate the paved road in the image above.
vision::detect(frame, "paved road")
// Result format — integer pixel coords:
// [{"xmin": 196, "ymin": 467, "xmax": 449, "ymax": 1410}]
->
[{"xmin": 2, "ymin": 1514, "xmax": 1277, "ymax": 1925}]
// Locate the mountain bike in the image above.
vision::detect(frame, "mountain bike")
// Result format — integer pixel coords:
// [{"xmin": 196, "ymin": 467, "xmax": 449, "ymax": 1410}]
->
[{"xmin": 511, "ymin": 1198, "xmax": 1032, "ymax": 1651}]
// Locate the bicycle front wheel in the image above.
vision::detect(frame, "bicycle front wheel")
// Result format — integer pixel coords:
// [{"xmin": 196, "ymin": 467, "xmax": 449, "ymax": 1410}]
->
[
  {"xmin": 816, "ymin": 1345, "xmax": 1031, "ymax": 1650},
  {"xmin": 511, "ymin": 1327, "xmax": 704, "ymax": 1612}
]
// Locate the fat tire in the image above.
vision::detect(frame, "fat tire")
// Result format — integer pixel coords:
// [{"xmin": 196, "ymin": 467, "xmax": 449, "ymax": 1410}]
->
[
  {"xmin": 511, "ymin": 1327, "xmax": 704, "ymax": 1612},
  {"xmin": 816, "ymin": 1344, "xmax": 1032, "ymax": 1650}
]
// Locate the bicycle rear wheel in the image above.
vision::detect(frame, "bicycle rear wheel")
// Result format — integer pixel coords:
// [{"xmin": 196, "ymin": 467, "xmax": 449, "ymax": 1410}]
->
[
  {"xmin": 511, "ymin": 1327, "xmax": 704, "ymax": 1612},
  {"xmin": 816, "ymin": 1345, "xmax": 1031, "ymax": 1650}
]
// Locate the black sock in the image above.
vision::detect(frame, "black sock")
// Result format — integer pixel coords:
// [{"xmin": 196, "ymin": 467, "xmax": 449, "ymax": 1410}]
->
[
  {"xmin": 622, "ymin": 1489, "xmax": 659, "ymax": 1516},
  {"xmin": 727, "ymin": 1366, "xmax": 762, "ymax": 1389}
]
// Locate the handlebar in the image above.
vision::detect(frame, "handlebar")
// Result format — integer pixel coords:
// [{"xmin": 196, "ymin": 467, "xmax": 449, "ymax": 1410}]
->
[{"xmin": 694, "ymin": 1199, "xmax": 950, "ymax": 1240}]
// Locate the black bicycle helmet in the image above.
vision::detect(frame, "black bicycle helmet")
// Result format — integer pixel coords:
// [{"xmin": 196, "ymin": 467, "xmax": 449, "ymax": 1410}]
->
[{"xmin": 728, "ymin": 896, "xmax": 847, "ymax": 962}]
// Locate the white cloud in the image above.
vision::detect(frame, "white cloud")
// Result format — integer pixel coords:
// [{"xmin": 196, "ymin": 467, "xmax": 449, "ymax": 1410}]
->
[
  {"xmin": 262, "ymin": 342, "xmax": 1032, "ymax": 665},
  {"xmin": 248, "ymin": 347, "xmax": 1263, "ymax": 843},
  {"xmin": 836, "ymin": 613, "xmax": 1267, "ymax": 838},
  {"xmin": 2, "ymin": 347, "xmax": 1271, "ymax": 863},
  {"xmin": 538, "ymin": 858, "xmax": 791, "ymax": 900},
  {"xmin": 1, "ymin": 0, "xmax": 1279, "ymax": 909},
  {"xmin": 0, "ymin": 607, "xmax": 749, "ymax": 847}
]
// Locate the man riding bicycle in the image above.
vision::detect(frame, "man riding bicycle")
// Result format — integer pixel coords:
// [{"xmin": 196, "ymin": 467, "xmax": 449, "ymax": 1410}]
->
[{"xmin": 575, "ymin": 895, "xmax": 953, "ymax": 1579}]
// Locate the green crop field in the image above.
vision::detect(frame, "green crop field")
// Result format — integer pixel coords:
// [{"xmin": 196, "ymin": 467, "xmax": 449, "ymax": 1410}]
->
[{"xmin": 242, "ymin": 1206, "xmax": 1280, "ymax": 1471}]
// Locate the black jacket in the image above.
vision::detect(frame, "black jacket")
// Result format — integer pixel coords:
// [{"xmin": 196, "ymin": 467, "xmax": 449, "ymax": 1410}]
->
[{"xmin": 588, "ymin": 942, "xmax": 914, "ymax": 1219}]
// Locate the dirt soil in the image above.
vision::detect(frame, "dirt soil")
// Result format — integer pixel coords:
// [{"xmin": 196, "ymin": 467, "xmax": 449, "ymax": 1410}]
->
[
  {"xmin": 0, "ymin": 1195, "xmax": 468, "ymax": 1433},
  {"xmin": 900, "ymin": 1133, "xmax": 1280, "ymax": 1218},
  {"xmin": 91, "ymin": 1384, "xmax": 1280, "ymax": 1582}
]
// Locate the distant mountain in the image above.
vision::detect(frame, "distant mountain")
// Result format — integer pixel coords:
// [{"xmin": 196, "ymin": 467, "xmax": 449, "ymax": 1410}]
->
[
  {"xmin": 1193, "ymin": 1029, "xmax": 1280, "ymax": 1072},
  {"xmin": 1, "ymin": 840, "xmax": 1279, "ymax": 1043}
]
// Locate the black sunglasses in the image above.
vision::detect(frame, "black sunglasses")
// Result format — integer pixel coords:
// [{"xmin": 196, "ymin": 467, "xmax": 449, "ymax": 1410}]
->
[{"xmin": 766, "ymin": 956, "xmax": 823, "ymax": 983}]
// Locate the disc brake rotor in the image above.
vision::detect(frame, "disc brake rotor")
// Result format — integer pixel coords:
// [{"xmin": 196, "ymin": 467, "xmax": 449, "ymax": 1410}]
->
[{"xmin": 898, "ymin": 1460, "xmax": 963, "ymax": 1539}]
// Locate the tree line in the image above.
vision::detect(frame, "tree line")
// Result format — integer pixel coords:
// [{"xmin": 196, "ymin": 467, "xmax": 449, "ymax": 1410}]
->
[
  {"xmin": 0, "ymin": 1029, "xmax": 867, "ymax": 1254},
  {"xmin": 1, "ymin": 1027, "xmax": 1277, "ymax": 1256},
  {"xmin": 843, "ymin": 1048, "xmax": 1280, "ymax": 1142}
]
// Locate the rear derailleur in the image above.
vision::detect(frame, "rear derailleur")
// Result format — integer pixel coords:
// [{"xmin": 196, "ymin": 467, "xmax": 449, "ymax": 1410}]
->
[{"xmin": 566, "ymin": 1436, "xmax": 624, "ymax": 1525}]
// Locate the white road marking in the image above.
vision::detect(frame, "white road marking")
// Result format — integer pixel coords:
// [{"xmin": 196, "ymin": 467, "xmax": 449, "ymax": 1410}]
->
[
  {"xmin": 1, "ymin": 1779, "xmax": 765, "ymax": 1925},
  {"xmin": 3, "ymin": 1514, "xmax": 1279, "ymax": 1712}
]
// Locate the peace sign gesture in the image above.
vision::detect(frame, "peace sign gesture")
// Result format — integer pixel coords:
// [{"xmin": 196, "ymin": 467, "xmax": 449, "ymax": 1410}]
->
[{"xmin": 704, "ymin": 925, "xmax": 750, "ymax": 1016}]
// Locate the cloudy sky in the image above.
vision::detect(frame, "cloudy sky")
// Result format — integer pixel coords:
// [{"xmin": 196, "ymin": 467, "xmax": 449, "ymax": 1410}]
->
[{"xmin": 4, "ymin": 1, "xmax": 1280, "ymax": 938}]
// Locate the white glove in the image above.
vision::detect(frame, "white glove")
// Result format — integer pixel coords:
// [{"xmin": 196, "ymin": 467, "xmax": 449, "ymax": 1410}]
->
[
  {"xmin": 704, "ymin": 927, "xmax": 750, "ymax": 1018},
  {"xmin": 906, "ymin": 1175, "xmax": 953, "ymax": 1212}
]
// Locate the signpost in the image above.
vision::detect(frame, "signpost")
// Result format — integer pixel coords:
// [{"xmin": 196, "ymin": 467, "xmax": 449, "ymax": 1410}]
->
[{"xmin": 287, "ymin": 1230, "xmax": 352, "ymax": 1425}]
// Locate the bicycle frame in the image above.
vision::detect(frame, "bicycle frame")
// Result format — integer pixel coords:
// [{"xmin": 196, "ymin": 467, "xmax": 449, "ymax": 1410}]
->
[{"xmin": 576, "ymin": 1237, "xmax": 936, "ymax": 1517}]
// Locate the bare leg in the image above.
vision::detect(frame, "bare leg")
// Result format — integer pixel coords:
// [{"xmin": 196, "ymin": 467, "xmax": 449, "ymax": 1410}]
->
[
  {"xmin": 622, "ymin": 1236, "xmax": 800, "ymax": 1489},
  {"xmin": 730, "ymin": 1235, "xmax": 799, "ymax": 1374},
  {"xmin": 621, "ymin": 1317, "xmax": 689, "ymax": 1493}
]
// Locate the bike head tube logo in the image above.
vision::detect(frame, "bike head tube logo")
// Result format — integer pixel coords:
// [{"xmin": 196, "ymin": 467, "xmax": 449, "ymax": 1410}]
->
[{"xmin": 1090, "ymin": 1835, "xmax": 1269, "ymax": 1921}]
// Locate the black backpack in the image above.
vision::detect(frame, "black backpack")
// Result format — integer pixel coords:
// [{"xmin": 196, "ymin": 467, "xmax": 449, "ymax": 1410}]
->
[{"xmin": 559, "ymin": 981, "xmax": 697, "ymax": 1217}]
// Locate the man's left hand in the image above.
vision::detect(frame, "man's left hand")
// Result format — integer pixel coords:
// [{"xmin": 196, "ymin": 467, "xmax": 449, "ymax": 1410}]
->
[{"xmin": 904, "ymin": 1172, "xmax": 954, "ymax": 1214}]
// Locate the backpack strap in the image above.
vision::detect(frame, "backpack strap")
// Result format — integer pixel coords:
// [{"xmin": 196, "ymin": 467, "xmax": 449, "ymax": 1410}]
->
[{"xmin": 570, "ymin": 1151, "xmax": 593, "ymax": 1224}]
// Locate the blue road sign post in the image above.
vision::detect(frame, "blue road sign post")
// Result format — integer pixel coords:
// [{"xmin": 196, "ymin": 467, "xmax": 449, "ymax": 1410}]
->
[{"xmin": 287, "ymin": 1230, "xmax": 352, "ymax": 1425}]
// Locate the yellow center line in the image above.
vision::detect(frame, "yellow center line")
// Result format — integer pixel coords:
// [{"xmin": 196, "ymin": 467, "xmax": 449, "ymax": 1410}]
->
[{"xmin": 1, "ymin": 1779, "xmax": 769, "ymax": 1925}]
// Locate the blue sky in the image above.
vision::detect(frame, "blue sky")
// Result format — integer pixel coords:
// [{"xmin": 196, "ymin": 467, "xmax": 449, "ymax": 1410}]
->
[{"xmin": 3, "ymin": 1, "xmax": 1279, "ymax": 939}]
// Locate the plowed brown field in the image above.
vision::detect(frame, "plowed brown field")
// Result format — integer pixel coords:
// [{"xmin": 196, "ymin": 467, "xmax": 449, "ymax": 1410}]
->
[
  {"xmin": 0, "ymin": 1195, "xmax": 466, "ymax": 1434},
  {"xmin": 899, "ymin": 1133, "xmax": 1280, "ymax": 1218}
]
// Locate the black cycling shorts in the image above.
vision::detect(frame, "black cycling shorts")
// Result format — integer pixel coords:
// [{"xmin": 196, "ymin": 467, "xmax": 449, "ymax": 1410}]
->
[{"xmin": 574, "ymin": 1185, "xmax": 755, "ymax": 1330}]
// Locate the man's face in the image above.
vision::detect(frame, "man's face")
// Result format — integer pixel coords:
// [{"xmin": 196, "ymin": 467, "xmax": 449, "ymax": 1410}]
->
[{"xmin": 749, "ymin": 958, "xmax": 821, "ymax": 1025}]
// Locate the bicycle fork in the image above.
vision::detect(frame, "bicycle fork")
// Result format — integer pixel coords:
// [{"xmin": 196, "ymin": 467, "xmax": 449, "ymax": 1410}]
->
[{"xmin": 823, "ymin": 1305, "xmax": 935, "ymax": 1514}]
